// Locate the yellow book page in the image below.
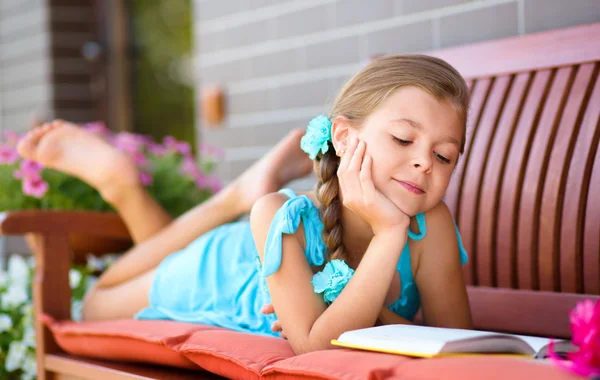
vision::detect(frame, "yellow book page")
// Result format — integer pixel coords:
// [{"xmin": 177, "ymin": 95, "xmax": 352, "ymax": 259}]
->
[{"xmin": 330, "ymin": 339, "xmax": 533, "ymax": 359}]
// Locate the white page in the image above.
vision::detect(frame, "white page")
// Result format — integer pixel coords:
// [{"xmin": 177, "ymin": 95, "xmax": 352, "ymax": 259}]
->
[
  {"xmin": 509, "ymin": 334, "xmax": 553, "ymax": 353},
  {"xmin": 337, "ymin": 325, "xmax": 549, "ymax": 355}
]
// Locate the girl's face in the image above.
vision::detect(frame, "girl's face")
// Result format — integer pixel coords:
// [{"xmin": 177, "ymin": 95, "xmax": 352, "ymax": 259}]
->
[{"xmin": 355, "ymin": 86, "xmax": 464, "ymax": 216}]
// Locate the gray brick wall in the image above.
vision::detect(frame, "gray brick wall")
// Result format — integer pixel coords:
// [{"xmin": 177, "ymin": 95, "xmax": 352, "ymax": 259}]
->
[
  {"xmin": 0, "ymin": 0, "xmax": 53, "ymax": 134},
  {"xmin": 199, "ymin": 0, "xmax": 599, "ymax": 189}
]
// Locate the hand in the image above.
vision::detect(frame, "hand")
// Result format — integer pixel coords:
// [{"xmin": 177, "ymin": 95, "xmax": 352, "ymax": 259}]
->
[
  {"xmin": 261, "ymin": 303, "xmax": 287, "ymax": 339},
  {"xmin": 337, "ymin": 137, "xmax": 410, "ymax": 235}
]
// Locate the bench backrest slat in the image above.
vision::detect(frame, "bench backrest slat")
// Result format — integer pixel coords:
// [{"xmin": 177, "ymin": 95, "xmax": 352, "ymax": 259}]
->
[{"xmin": 428, "ymin": 22, "xmax": 600, "ymax": 338}]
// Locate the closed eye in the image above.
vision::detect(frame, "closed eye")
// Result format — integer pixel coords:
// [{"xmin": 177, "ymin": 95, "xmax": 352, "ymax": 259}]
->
[
  {"xmin": 392, "ymin": 136, "xmax": 411, "ymax": 146},
  {"xmin": 436, "ymin": 153, "xmax": 451, "ymax": 164}
]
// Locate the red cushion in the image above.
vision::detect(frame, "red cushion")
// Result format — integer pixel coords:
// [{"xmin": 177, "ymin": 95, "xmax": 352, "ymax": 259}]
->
[
  {"xmin": 262, "ymin": 349, "xmax": 412, "ymax": 380},
  {"xmin": 176, "ymin": 329, "xmax": 295, "ymax": 379},
  {"xmin": 43, "ymin": 315, "xmax": 583, "ymax": 380},
  {"xmin": 263, "ymin": 351, "xmax": 583, "ymax": 380},
  {"xmin": 42, "ymin": 314, "xmax": 205, "ymax": 370},
  {"xmin": 399, "ymin": 356, "xmax": 583, "ymax": 380}
]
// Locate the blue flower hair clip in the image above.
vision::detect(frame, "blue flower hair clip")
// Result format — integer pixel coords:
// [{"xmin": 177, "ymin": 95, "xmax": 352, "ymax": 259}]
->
[
  {"xmin": 311, "ymin": 259, "xmax": 355, "ymax": 304},
  {"xmin": 300, "ymin": 114, "xmax": 332, "ymax": 160}
]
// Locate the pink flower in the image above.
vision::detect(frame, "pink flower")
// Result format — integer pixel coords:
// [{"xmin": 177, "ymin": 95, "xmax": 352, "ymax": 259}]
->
[
  {"xmin": 147, "ymin": 142, "xmax": 168, "ymax": 156},
  {"xmin": 82, "ymin": 122, "xmax": 112, "ymax": 138},
  {"xmin": 180, "ymin": 157, "xmax": 200, "ymax": 178},
  {"xmin": 22, "ymin": 176, "xmax": 49, "ymax": 198},
  {"xmin": 13, "ymin": 159, "xmax": 43, "ymax": 179},
  {"xmin": 194, "ymin": 173, "xmax": 209, "ymax": 189},
  {"xmin": 131, "ymin": 151, "xmax": 149, "ymax": 168},
  {"xmin": 0, "ymin": 145, "xmax": 19, "ymax": 164},
  {"xmin": 139, "ymin": 171, "xmax": 153, "ymax": 186},
  {"xmin": 550, "ymin": 299, "xmax": 600, "ymax": 377},
  {"xmin": 206, "ymin": 174, "xmax": 222, "ymax": 194},
  {"xmin": 112, "ymin": 132, "xmax": 146, "ymax": 154},
  {"xmin": 2, "ymin": 131, "xmax": 21, "ymax": 146},
  {"xmin": 200, "ymin": 144, "xmax": 224, "ymax": 160},
  {"xmin": 164, "ymin": 136, "xmax": 191, "ymax": 156}
]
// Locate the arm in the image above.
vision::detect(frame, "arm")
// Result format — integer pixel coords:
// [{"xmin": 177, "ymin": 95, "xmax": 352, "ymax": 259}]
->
[
  {"xmin": 414, "ymin": 202, "xmax": 472, "ymax": 329},
  {"xmin": 250, "ymin": 193, "xmax": 408, "ymax": 354},
  {"xmin": 376, "ymin": 306, "xmax": 413, "ymax": 326}
]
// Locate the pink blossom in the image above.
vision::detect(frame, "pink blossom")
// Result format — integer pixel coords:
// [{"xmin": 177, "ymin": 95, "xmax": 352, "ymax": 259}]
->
[
  {"xmin": 175, "ymin": 141, "xmax": 191, "ymax": 156},
  {"xmin": 550, "ymin": 299, "xmax": 600, "ymax": 377},
  {"xmin": 163, "ymin": 136, "xmax": 176, "ymax": 147},
  {"xmin": 112, "ymin": 132, "xmax": 146, "ymax": 154},
  {"xmin": 22, "ymin": 176, "xmax": 49, "ymax": 198},
  {"xmin": 82, "ymin": 122, "xmax": 112, "ymax": 138},
  {"xmin": 13, "ymin": 159, "xmax": 43, "ymax": 179},
  {"xmin": 147, "ymin": 142, "xmax": 168, "ymax": 156},
  {"xmin": 163, "ymin": 136, "xmax": 191, "ymax": 156},
  {"xmin": 2, "ymin": 131, "xmax": 21, "ymax": 146},
  {"xmin": 131, "ymin": 151, "xmax": 149, "ymax": 168},
  {"xmin": 206, "ymin": 174, "xmax": 222, "ymax": 194},
  {"xmin": 139, "ymin": 171, "xmax": 153, "ymax": 186},
  {"xmin": 180, "ymin": 157, "xmax": 200, "ymax": 178},
  {"xmin": 194, "ymin": 173, "xmax": 209, "ymax": 189},
  {"xmin": 200, "ymin": 144, "xmax": 224, "ymax": 160},
  {"xmin": 0, "ymin": 145, "xmax": 19, "ymax": 164}
]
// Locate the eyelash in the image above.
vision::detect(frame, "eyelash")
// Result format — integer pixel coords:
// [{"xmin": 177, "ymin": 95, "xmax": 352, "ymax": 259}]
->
[{"xmin": 392, "ymin": 136, "xmax": 451, "ymax": 164}]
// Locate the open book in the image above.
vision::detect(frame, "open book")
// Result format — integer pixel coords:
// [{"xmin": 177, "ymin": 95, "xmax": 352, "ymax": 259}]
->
[{"xmin": 331, "ymin": 325, "xmax": 575, "ymax": 358}]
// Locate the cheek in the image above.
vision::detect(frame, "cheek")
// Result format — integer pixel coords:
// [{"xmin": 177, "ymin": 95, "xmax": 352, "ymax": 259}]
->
[
  {"xmin": 430, "ymin": 169, "xmax": 454, "ymax": 198},
  {"xmin": 367, "ymin": 158, "xmax": 395, "ymax": 192}
]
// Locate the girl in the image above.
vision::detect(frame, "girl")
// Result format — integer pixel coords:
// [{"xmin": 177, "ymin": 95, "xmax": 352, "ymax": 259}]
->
[{"xmin": 17, "ymin": 54, "xmax": 472, "ymax": 355}]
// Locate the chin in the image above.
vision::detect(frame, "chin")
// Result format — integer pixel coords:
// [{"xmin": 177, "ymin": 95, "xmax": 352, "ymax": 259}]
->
[{"xmin": 391, "ymin": 199, "xmax": 420, "ymax": 217}]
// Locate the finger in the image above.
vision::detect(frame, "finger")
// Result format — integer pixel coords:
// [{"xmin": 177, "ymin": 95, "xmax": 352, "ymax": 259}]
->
[
  {"xmin": 348, "ymin": 140, "xmax": 366, "ymax": 173},
  {"xmin": 280, "ymin": 331, "xmax": 288, "ymax": 340},
  {"xmin": 261, "ymin": 303, "xmax": 275, "ymax": 314},
  {"xmin": 359, "ymin": 154, "xmax": 375, "ymax": 195},
  {"xmin": 338, "ymin": 136, "xmax": 358, "ymax": 172},
  {"xmin": 271, "ymin": 320, "xmax": 283, "ymax": 332}
]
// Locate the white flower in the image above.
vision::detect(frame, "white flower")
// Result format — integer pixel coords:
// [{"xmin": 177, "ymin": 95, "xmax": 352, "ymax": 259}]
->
[
  {"xmin": 21, "ymin": 352, "xmax": 36, "ymax": 379},
  {"xmin": 86, "ymin": 254, "xmax": 106, "ymax": 272},
  {"xmin": 71, "ymin": 300, "xmax": 83, "ymax": 321},
  {"xmin": 20, "ymin": 304, "xmax": 34, "ymax": 327},
  {"xmin": 86, "ymin": 275, "xmax": 98, "ymax": 291},
  {"xmin": 23, "ymin": 326, "xmax": 36, "ymax": 348},
  {"xmin": 0, "ymin": 314, "xmax": 13, "ymax": 332},
  {"xmin": 26, "ymin": 255, "xmax": 35, "ymax": 269},
  {"xmin": 69, "ymin": 269, "xmax": 82, "ymax": 289},
  {"xmin": 0, "ymin": 271, "xmax": 8, "ymax": 288},
  {"xmin": 8, "ymin": 255, "xmax": 30, "ymax": 286},
  {"xmin": 2, "ymin": 282, "xmax": 28, "ymax": 308},
  {"xmin": 5, "ymin": 341, "xmax": 27, "ymax": 371}
]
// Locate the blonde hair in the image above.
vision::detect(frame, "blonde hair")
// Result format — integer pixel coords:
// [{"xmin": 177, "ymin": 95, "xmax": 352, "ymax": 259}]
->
[{"xmin": 315, "ymin": 54, "xmax": 469, "ymax": 262}]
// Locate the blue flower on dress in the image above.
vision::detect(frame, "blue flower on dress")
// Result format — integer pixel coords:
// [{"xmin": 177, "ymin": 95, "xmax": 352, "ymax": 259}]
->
[
  {"xmin": 300, "ymin": 115, "xmax": 332, "ymax": 160},
  {"xmin": 311, "ymin": 259, "xmax": 355, "ymax": 304}
]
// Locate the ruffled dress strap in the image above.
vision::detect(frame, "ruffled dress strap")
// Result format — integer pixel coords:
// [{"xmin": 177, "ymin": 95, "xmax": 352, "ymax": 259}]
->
[
  {"xmin": 387, "ymin": 212, "xmax": 469, "ymax": 320},
  {"xmin": 261, "ymin": 189, "xmax": 326, "ymax": 277}
]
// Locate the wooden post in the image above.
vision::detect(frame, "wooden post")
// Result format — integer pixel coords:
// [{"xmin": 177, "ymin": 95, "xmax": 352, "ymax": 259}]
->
[
  {"xmin": 28, "ymin": 233, "xmax": 72, "ymax": 380},
  {"xmin": 100, "ymin": 0, "xmax": 133, "ymax": 132}
]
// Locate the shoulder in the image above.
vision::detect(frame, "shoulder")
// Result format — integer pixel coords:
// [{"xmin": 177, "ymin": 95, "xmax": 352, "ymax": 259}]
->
[
  {"xmin": 250, "ymin": 192, "xmax": 307, "ymax": 261},
  {"xmin": 250, "ymin": 193, "xmax": 290, "ymax": 243},
  {"xmin": 421, "ymin": 201, "xmax": 461, "ymax": 261},
  {"xmin": 423, "ymin": 201, "xmax": 455, "ymax": 233},
  {"xmin": 250, "ymin": 192, "xmax": 290, "ymax": 223}
]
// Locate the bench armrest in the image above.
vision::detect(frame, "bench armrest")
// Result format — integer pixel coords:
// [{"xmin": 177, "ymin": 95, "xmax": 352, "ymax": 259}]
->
[
  {"xmin": 0, "ymin": 210, "xmax": 132, "ymax": 361},
  {"xmin": 0, "ymin": 210, "xmax": 130, "ymax": 238}
]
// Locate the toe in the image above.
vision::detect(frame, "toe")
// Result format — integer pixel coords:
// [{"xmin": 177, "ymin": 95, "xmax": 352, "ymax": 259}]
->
[{"xmin": 16, "ymin": 135, "xmax": 37, "ymax": 158}]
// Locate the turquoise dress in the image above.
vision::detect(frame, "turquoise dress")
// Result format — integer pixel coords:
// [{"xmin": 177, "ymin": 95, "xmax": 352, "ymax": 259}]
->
[{"xmin": 135, "ymin": 189, "xmax": 468, "ymax": 337}]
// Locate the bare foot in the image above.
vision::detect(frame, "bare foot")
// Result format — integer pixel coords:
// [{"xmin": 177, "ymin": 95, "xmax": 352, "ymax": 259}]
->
[
  {"xmin": 17, "ymin": 120, "xmax": 140, "ymax": 204},
  {"xmin": 231, "ymin": 128, "xmax": 313, "ymax": 212}
]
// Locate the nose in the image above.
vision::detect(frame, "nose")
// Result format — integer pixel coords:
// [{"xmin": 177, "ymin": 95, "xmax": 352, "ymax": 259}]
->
[{"xmin": 410, "ymin": 152, "xmax": 433, "ymax": 173}]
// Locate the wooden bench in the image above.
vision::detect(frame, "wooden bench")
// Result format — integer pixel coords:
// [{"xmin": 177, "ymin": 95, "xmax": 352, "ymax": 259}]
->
[{"xmin": 1, "ymin": 22, "xmax": 599, "ymax": 380}]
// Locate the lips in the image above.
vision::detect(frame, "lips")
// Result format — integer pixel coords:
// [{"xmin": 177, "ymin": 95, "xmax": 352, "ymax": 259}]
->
[{"xmin": 395, "ymin": 180, "xmax": 425, "ymax": 195}]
